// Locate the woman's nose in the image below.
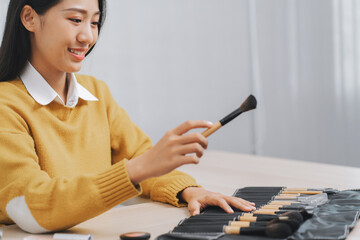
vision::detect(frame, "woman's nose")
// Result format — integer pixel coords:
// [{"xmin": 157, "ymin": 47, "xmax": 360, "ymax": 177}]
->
[{"xmin": 77, "ymin": 24, "xmax": 96, "ymax": 45}]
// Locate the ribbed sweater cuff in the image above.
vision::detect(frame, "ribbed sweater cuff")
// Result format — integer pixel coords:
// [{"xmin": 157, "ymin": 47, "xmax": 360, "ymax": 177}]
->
[
  {"xmin": 95, "ymin": 159, "xmax": 141, "ymax": 208},
  {"xmin": 157, "ymin": 177, "xmax": 200, "ymax": 207}
]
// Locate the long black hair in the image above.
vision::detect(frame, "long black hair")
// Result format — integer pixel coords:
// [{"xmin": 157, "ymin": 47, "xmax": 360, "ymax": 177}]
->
[{"xmin": 0, "ymin": 0, "xmax": 106, "ymax": 82}]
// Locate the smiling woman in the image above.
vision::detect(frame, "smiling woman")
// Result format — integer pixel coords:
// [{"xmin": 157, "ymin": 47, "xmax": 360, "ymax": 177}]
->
[
  {"xmin": 20, "ymin": 0, "xmax": 102, "ymax": 101},
  {"xmin": 0, "ymin": 0, "xmax": 105, "ymax": 83},
  {"xmin": 0, "ymin": 0, "xmax": 255, "ymax": 234}
]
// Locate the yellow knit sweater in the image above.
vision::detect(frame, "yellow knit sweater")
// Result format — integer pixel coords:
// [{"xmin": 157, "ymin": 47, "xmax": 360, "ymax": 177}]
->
[{"xmin": 0, "ymin": 75, "xmax": 198, "ymax": 233}]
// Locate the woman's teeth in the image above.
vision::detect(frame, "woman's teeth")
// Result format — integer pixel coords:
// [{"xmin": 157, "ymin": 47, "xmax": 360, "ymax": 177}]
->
[{"xmin": 69, "ymin": 49, "xmax": 85, "ymax": 55}]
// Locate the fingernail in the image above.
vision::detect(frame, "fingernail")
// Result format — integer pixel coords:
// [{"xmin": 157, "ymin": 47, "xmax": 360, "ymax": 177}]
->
[
  {"xmin": 206, "ymin": 121, "xmax": 213, "ymax": 126},
  {"xmin": 246, "ymin": 206, "xmax": 255, "ymax": 211}
]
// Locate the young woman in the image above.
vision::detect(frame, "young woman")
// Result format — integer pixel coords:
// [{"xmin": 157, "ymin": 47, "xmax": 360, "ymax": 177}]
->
[{"xmin": 0, "ymin": 0, "xmax": 255, "ymax": 233}]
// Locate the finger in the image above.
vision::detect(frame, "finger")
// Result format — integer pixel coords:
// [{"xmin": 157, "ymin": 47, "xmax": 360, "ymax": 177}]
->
[
  {"xmin": 234, "ymin": 197, "xmax": 255, "ymax": 206},
  {"xmin": 173, "ymin": 120, "xmax": 213, "ymax": 136},
  {"xmin": 228, "ymin": 197, "xmax": 256, "ymax": 212},
  {"xmin": 239, "ymin": 198, "xmax": 256, "ymax": 206},
  {"xmin": 181, "ymin": 154, "xmax": 200, "ymax": 165},
  {"xmin": 229, "ymin": 198, "xmax": 256, "ymax": 210},
  {"xmin": 178, "ymin": 143, "xmax": 204, "ymax": 158},
  {"xmin": 188, "ymin": 201, "xmax": 202, "ymax": 216},
  {"xmin": 217, "ymin": 198, "xmax": 234, "ymax": 214},
  {"xmin": 179, "ymin": 132, "xmax": 208, "ymax": 149}
]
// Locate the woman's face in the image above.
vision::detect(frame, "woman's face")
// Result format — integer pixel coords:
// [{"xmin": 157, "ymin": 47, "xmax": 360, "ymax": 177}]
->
[{"xmin": 28, "ymin": 0, "xmax": 100, "ymax": 76}]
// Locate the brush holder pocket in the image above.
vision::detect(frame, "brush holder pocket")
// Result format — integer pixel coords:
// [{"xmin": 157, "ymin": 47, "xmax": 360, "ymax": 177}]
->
[
  {"xmin": 177, "ymin": 215, "xmax": 236, "ymax": 225},
  {"xmin": 173, "ymin": 224, "xmax": 226, "ymax": 233},
  {"xmin": 290, "ymin": 221, "xmax": 349, "ymax": 240},
  {"xmin": 290, "ymin": 212, "xmax": 359, "ymax": 240},
  {"xmin": 179, "ymin": 220, "xmax": 231, "ymax": 225},
  {"xmin": 315, "ymin": 212, "xmax": 359, "ymax": 228},
  {"xmin": 172, "ymin": 215, "xmax": 236, "ymax": 234},
  {"xmin": 290, "ymin": 190, "xmax": 360, "ymax": 240},
  {"xmin": 327, "ymin": 190, "xmax": 360, "ymax": 201},
  {"xmin": 156, "ymin": 232, "xmax": 225, "ymax": 240},
  {"xmin": 315, "ymin": 203, "xmax": 360, "ymax": 214}
]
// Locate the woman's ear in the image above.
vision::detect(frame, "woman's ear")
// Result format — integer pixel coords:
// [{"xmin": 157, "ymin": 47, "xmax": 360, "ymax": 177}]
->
[{"xmin": 20, "ymin": 5, "xmax": 39, "ymax": 32}]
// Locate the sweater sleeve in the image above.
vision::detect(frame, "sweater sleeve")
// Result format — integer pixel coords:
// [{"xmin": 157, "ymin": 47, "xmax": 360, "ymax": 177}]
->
[
  {"xmin": 139, "ymin": 170, "xmax": 200, "ymax": 207},
  {"xmin": 102, "ymin": 82, "xmax": 200, "ymax": 207},
  {"xmin": 0, "ymin": 108, "xmax": 141, "ymax": 233}
]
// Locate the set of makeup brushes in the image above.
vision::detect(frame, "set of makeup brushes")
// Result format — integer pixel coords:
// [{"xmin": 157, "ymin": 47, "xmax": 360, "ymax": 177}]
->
[
  {"xmin": 223, "ymin": 187, "xmax": 330, "ymax": 237},
  {"xmin": 174, "ymin": 211, "xmax": 304, "ymax": 238},
  {"xmin": 172, "ymin": 187, "xmax": 331, "ymax": 238}
]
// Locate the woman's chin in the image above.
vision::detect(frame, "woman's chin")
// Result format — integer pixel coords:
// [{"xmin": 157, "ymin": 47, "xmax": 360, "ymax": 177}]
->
[{"xmin": 66, "ymin": 63, "xmax": 83, "ymax": 73}]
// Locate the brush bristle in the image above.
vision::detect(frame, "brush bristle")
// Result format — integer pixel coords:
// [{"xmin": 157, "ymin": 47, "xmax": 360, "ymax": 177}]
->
[
  {"xmin": 298, "ymin": 208, "xmax": 313, "ymax": 220},
  {"xmin": 265, "ymin": 222, "xmax": 293, "ymax": 238},
  {"xmin": 219, "ymin": 95, "xmax": 257, "ymax": 126},
  {"xmin": 282, "ymin": 210, "xmax": 304, "ymax": 224},
  {"xmin": 269, "ymin": 217, "xmax": 301, "ymax": 231},
  {"xmin": 239, "ymin": 95, "xmax": 257, "ymax": 112}
]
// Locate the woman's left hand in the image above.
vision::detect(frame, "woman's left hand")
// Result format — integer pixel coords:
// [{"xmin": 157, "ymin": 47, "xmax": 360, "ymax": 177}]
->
[{"xmin": 181, "ymin": 187, "xmax": 256, "ymax": 216}]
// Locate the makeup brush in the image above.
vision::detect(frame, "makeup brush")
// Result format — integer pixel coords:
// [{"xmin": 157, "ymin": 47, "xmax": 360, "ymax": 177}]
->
[
  {"xmin": 282, "ymin": 188, "xmax": 338, "ymax": 194},
  {"xmin": 268, "ymin": 201, "xmax": 300, "ymax": 205},
  {"xmin": 173, "ymin": 221, "xmax": 295, "ymax": 236},
  {"xmin": 225, "ymin": 222, "xmax": 293, "ymax": 238},
  {"xmin": 281, "ymin": 190, "xmax": 323, "ymax": 195},
  {"xmin": 229, "ymin": 221, "xmax": 267, "ymax": 227},
  {"xmin": 275, "ymin": 193, "xmax": 328, "ymax": 206},
  {"xmin": 179, "ymin": 212, "xmax": 301, "ymax": 226},
  {"xmin": 237, "ymin": 210, "xmax": 303, "ymax": 223},
  {"xmin": 260, "ymin": 204, "xmax": 314, "ymax": 211},
  {"xmin": 230, "ymin": 217, "xmax": 301, "ymax": 232},
  {"xmin": 268, "ymin": 217, "xmax": 301, "ymax": 232},
  {"xmin": 176, "ymin": 222, "xmax": 294, "ymax": 237},
  {"xmin": 252, "ymin": 208, "xmax": 311, "ymax": 220},
  {"xmin": 253, "ymin": 209, "xmax": 311, "ymax": 221},
  {"xmin": 202, "ymin": 95, "xmax": 257, "ymax": 137},
  {"xmin": 279, "ymin": 210, "xmax": 304, "ymax": 224},
  {"xmin": 253, "ymin": 209, "xmax": 293, "ymax": 215},
  {"xmin": 224, "ymin": 211, "xmax": 302, "ymax": 234},
  {"xmin": 230, "ymin": 217, "xmax": 300, "ymax": 229}
]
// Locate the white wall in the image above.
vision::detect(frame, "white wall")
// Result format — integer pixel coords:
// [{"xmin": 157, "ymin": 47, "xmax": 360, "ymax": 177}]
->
[
  {"xmin": 1, "ymin": 0, "xmax": 360, "ymax": 167},
  {"xmin": 81, "ymin": 0, "xmax": 254, "ymax": 154}
]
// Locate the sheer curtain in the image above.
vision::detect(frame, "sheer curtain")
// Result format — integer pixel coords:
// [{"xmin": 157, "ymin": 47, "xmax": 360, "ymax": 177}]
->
[
  {"xmin": 251, "ymin": 0, "xmax": 360, "ymax": 167},
  {"xmin": 331, "ymin": 0, "xmax": 360, "ymax": 166}
]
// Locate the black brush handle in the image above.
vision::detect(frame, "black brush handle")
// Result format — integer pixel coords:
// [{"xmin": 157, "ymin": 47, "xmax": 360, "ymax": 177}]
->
[
  {"xmin": 254, "ymin": 215, "xmax": 277, "ymax": 221},
  {"xmin": 240, "ymin": 226, "xmax": 266, "ymax": 235},
  {"xmin": 219, "ymin": 108, "xmax": 243, "ymax": 126}
]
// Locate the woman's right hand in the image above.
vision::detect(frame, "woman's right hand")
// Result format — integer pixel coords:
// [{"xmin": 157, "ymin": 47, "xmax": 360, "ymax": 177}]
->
[{"xmin": 126, "ymin": 120, "xmax": 213, "ymax": 185}]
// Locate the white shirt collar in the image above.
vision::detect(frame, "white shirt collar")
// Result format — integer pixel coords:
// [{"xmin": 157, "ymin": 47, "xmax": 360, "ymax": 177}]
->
[{"xmin": 19, "ymin": 62, "xmax": 98, "ymax": 107}]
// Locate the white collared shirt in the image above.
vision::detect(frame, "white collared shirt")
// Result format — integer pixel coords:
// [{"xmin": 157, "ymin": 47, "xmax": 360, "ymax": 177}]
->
[{"xmin": 19, "ymin": 62, "xmax": 98, "ymax": 107}]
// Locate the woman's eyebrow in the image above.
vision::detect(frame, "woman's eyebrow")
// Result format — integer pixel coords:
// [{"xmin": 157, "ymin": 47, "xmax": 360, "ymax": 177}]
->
[{"xmin": 62, "ymin": 8, "xmax": 100, "ymax": 16}]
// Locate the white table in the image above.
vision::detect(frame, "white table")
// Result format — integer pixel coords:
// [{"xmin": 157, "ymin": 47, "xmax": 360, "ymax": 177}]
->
[{"xmin": 2, "ymin": 150, "xmax": 360, "ymax": 239}]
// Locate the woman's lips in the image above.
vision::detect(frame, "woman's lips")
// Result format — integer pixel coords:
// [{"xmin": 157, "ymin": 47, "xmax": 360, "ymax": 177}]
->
[{"xmin": 68, "ymin": 48, "xmax": 87, "ymax": 60}]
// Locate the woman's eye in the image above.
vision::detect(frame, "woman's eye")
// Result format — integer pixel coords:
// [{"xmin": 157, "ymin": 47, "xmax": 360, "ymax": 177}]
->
[
  {"xmin": 69, "ymin": 18, "xmax": 81, "ymax": 23},
  {"xmin": 92, "ymin": 22, "xmax": 100, "ymax": 26}
]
